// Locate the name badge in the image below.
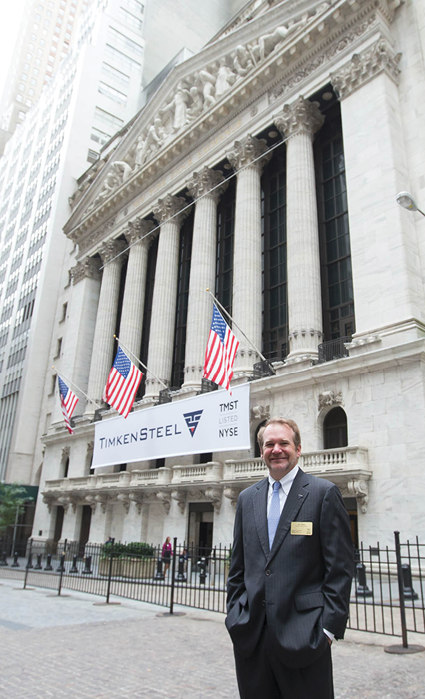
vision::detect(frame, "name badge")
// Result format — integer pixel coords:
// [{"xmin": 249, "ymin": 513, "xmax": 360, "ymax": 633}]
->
[{"xmin": 291, "ymin": 522, "xmax": 313, "ymax": 536}]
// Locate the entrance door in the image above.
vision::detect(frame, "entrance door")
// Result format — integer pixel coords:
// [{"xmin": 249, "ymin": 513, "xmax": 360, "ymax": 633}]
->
[
  {"xmin": 79, "ymin": 506, "xmax": 92, "ymax": 557},
  {"xmin": 53, "ymin": 506, "xmax": 64, "ymax": 551},
  {"xmin": 188, "ymin": 503, "xmax": 214, "ymax": 558}
]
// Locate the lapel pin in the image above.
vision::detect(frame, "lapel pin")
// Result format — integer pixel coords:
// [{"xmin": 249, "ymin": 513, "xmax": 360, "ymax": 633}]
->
[{"xmin": 298, "ymin": 494, "xmax": 303, "ymax": 498}]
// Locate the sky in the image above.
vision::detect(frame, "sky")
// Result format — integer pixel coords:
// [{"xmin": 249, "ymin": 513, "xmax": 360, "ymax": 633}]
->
[{"xmin": 0, "ymin": 0, "xmax": 28, "ymax": 100}]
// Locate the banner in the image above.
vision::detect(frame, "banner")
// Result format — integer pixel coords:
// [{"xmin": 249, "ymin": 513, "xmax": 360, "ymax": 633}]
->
[{"xmin": 92, "ymin": 383, "xmax": 250, "ymax": 468}]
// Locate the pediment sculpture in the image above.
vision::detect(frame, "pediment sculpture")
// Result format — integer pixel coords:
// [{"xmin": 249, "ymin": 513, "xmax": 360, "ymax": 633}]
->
[{"xmin": 82, "ymin": 4, "xmax": 330, "ymax": 216}]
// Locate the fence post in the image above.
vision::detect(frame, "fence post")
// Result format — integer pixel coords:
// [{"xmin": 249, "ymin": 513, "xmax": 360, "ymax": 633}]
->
[
  {"xmin": 169, "ymin": 537, "xmax": 177, "ymax": 615},
  {"xmin": 105, "ymin": 538, "xmax": 115, "ymax": 604},
  {"xmin": 23, "ymin": 538, "xmax": 33, "ymax": 589},
  {"xmin": 57, "ymin": 555, "xmax": 65, "ymax": 596}
]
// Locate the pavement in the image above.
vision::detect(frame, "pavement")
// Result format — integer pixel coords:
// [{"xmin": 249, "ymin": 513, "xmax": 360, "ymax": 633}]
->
[{"xmin": 0, "ymin": 577, "xmax": 424, "ymax": 698}]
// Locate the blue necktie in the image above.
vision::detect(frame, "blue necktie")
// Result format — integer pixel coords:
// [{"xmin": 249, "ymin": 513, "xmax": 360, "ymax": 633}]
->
[{"xmin": 268, "ymin": 481, "xmax": 281, "ymax": 548}]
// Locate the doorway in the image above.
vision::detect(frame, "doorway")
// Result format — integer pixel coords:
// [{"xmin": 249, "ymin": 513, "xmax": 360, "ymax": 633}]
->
[
  {"xmin": 79, "ymin": 505, "xmax": 92, "ymax": 557},
  {"xmin": 188, "ymin": 503, "xmax": 214, "ymax": 558}
]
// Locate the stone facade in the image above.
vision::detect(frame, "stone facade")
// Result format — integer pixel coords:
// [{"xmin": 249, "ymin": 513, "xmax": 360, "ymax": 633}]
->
[{"xmin": 31, "ymin": 0, "xmax": 425, "ymax": 552}]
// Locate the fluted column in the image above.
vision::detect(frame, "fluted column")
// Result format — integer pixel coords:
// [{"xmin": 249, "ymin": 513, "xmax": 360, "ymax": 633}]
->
[
  {"xmin": 144, "ymin": 195, "xmax": 188, "ymax": 397},
  {"xmin": 183, "ymin": 167, "xmax": 226, "ymax": 388},
  {"xmin": 119, "ymin": 218, "xmax": 155, "ymax": 359},
  {"xmin": 227, "ymin": 135, "xmax": 271, "ymax": 374},
  {"xmin": 275, "ymin": 97, "xmax": 324, "ymax": 361},
  {"xmin": 85, "ymin": 239, "xmax": 127, "ymax": 413}
]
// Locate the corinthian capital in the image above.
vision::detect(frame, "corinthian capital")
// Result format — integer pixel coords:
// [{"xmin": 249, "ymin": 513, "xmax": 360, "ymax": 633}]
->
[
  {"xmin": 99, "ymin": 239, "xmax": 127, "ymax": 266},
  {"xmin": 153, "ymin": 194, "xmax": 188, "ymax": 226},
  {"xmin": 186, "ymin": 167, "xmax": 227, "ymax": 202},
  {"xmin": 226, "ymin": 134, "xmax": 271, "ymax": 173},
  {"xmin": 331, "ymin": 37, "xmax": 401, "ymax": 100},
  {"xmin": 124, "ymin": 218, "xmax": 155, "ymax": 246},
  {"xmin": 71, "ymin": 257, "xmax": 102, "ymax": 285},
  {"xmin": 274, "ymin": 96, "xmax": 324, "ymax": 139}
]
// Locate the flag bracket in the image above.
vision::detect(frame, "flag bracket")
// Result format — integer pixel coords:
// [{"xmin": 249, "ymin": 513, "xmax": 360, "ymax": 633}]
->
[{"xmin": 159, "ymin": 388, "xmax": 173, "ymax": 404}]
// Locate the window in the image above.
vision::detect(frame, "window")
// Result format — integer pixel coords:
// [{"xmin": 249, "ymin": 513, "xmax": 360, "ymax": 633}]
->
[
  {"xmin": 26, "ymin": 52, "xmax": 32, "ymax": 60},
  {"xmin": 31, "ymin": 78, "xmax": 36, "ymax": 85},
  {"xmin": 54, "ymin": 337, "xmax": 62, "ymax": 358},
  {"xmin": 215, "ymin": 178, "xmax": 235, "ymax": 316},
  {"xmin": 316, "ymin": 102, "xmax": 355, "ymax": 341},
  {"xmin": 60, "ymin": 302, "xmax": 67, "ymax": 322},
  {"xmin": 28, "ymin": 89, "xmax": 34, "ymax": 97},
  {"xmin": 101, "ymin": 63, "xmax": 130, "ymax": 88},
  {"xmin": 172, "ymin": 210, "xmax": 193, "ymax": 388},
  {"xmin": 107, "ymin": 27, "xmax": 143, "ymax": 55},
  {"xmin": 33, "ymin": 68, "xmax": 39, "ymax": 76},
  {"xmin": 87, "ymin": 149, "xmax": 99, "ymax": 163},
  {"xmin": 16, "ymin": 95, "xmax": 23, "ymax": 102},
  {"xmin": 91, "ymin": 125, "xmax": 111, "ymax": 146},
  {"xmin": 26, "ymin": 99, "xmax": 32, "ymax": 106},
  {"xmin": 18, "ymin": 111, "xmax": 25, "ymax": 119},
  {"xmin": 18, "ymin": 84, "xmax": 25, "ymax": 92},
  {"xmin": 261, "ymin": 144, "xmax": 288, "ymax": 360},
  {"xmin": 119, "ymin": 7, "xmax": 143, "ymax": 31},
  {"xmin": 21, "ymin": 73, "xmax": 28, "ymax": 81},
  {"xmin": 94, "ymin": 106, "xmax": 123, "ymax": 131},
  {"xmin": 98, "ymin": 81, "xmax": 127, "ymax": 105},
  {"xmin": 323, "ymin": 407, "xmax": 348, "ymax": 449},
  {"xmin": 105, "ymin": 44, "xmax": 141, "ymax": 72}
]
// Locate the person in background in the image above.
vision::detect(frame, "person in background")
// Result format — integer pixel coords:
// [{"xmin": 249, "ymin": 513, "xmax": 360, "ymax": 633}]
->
[{"xmin": 162, "ymin": 536, "xmax": 173, "ymax": 575}]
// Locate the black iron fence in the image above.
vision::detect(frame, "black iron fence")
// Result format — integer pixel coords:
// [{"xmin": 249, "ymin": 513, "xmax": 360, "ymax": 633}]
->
[{"xmin": 1, "ymin": 531, "xmax": 424, "ymax": 645}]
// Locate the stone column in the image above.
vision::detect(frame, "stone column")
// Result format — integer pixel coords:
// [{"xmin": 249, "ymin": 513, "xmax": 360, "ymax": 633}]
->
[
  {"xmin": 331, "ymin": 38, "xmax": 425, "ymax": 345},
  {"xmin": 275, "ymin": 96, "xmax": 324, "ymax": 361},
  {"xmin": 183, "ymin": 167, "xmax": 226, "ymax": 388},
  {"xmin": 227, "ymin": 135, "xmax": 271, "ymax": 374},
  {"xmin": 119, "ymin": 218, "xmax": 155, "ymax": 359},
  {"xmin": 144, "ymin": 195, "xmax": 188, "ymax": 397},
  {"xmin": 85, "ymin": 239, "xmax": 127, "ymax": 413}
]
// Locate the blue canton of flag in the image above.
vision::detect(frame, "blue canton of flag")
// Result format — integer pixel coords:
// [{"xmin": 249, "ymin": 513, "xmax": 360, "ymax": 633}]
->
[
  {"xmin": 183, "ymin": 410, "xmax": 203, "ymax": 437},
  {"xmin": 58, "ymin": 376, "xmax": 78, "ymax": 434},
  {"xmin": 103, "ymin": 347, "xmax": 142, "ymax": 419}
]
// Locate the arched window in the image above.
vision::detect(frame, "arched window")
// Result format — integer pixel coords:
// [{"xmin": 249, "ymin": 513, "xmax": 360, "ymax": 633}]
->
[{"xmin": 323, "ymin": 407, "xmax": 347, "ymax": 449}]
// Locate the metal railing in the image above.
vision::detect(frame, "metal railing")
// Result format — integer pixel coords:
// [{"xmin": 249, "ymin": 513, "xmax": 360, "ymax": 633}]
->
[
  {"xmin": 317, "ymin": 336, "xmax": 350, "ymax": 363},
  {"xmin": 1, "ymin": 531, "xmax": 424, "ymax": 645}
]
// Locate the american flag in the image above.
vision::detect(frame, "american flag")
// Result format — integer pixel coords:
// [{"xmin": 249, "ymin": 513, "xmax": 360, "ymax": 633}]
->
[
  {"xmin": 58, "ymin": 377, "xmax": 78, "ymax": 434},
  {"xmin": 103, "ymin": 347, "xmax": 142, "ymax": 418},
  {"xmin": 203, "ymin": 304, "xmax": 239, "ymax": 393}
]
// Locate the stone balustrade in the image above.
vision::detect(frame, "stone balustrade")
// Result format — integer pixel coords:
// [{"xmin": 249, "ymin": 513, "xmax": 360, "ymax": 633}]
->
[
  {"xmin": 43, "ymin": 447, "xmax": 371, "ymax": 512},
  {"xmin": 172, "ymin": 461, "xmax": 223, "ymax": 484}
]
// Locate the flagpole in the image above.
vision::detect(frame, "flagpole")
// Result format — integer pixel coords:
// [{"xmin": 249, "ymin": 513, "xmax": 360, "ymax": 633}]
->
[
  {"xmin": 113, "ymin": 336, "xmax": 169, "ymax": 391},
  {"xmin": 206, "ymin": 289, "xmax": 271, "ymax": 365},
  {"xmin": 52, "ymin": 366, "xmax": 102, "ymax": 409}
]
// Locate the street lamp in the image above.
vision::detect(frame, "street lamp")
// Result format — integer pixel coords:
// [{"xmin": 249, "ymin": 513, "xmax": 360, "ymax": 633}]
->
[{"xmin": 396, "ymin": 191, "xmax": 425, "ymax": 217}]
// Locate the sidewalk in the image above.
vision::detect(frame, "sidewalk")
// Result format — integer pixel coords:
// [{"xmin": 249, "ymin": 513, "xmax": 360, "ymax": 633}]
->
[{"xmin": 0, "ymin": 578, "xmax": 424, "ymax": 698}]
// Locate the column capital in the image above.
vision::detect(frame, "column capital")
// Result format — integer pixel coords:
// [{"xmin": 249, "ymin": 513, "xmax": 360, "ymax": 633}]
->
[
  {"xmin": 71, "ymin": 257, "xmax": 102, "ymax": 285},
  {"xmin": 226, "ymin": 134, "xmax": 271, "ymax": 173},
  {"xmin": 124, "ymin": 218, "xmax": 155, "ymax": 247},
  {"xmin": 331, "ymin": 37, "xmax": 401, "ymax": 100},
  {"xmin": 274, "ymin": 96, "xmax": 324, "ymax": 140},
  {"xmin": 186, "ymin": 166, "xmax": 227, "ymax": 203},
  {"xmin": 99, "ymin": 239, "xmax": 127, "ymax": 266},
  {"xmin": 153, "ymin": 194, "xmax": 188, "ymax": 226}
]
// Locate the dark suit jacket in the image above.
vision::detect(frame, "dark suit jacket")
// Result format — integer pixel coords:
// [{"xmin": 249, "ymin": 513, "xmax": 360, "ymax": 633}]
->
[{"xmin": 226, "ymin": 469, "xmax": 354, "ymax": 669}]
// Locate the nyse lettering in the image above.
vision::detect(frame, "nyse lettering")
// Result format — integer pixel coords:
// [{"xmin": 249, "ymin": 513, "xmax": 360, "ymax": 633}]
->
[{"xmin": 218, "ymin": 426, "xmax": 238, "ymax": 438}]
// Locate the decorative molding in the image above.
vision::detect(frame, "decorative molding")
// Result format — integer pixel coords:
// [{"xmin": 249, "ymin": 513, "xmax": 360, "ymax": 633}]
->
[
  {"xmin": 251, "ymin": 404, "xmax": 270, "ymax": 422},
  {"xmin": 124, "ymin": 218, "xmax": 155, "ymax": 247},
  {"xmin": 223, "ymin": 487, "xmax": 241, "ymax": 509},
  {"xmin": 274, "ymin": 95, "xmax": 324, "ymax": 139},
  {"xmin": 186, "ymin": 166, "xmax": 226, "ymax": 202},
  {"xmin": 153, "ymin": 194, "xmax": 188, "ymax": 227},
  {"xmin": 318, "ymin": 390, "xmax": 343, "ymax": 411},
  {"xmin": 226, "ymin": 133, "xmax": 271, "ymax": 172},
  {"xmin": 117, "ymin": 493, "xmax": 131, "ymax": 514},
  {"xmin": 347, "ymin": 478, "xmax": 369, "ymax": 514},
  {"xmin": 72, "ymin": 216, "xmax": 117, "ymax": 258},
  {"xmin": 70, "ymin": 257, "xmax": 102, "ymax": 285},
  {"xmin": 205, "ymin": 487, "xmax": 223, "ymax": 514},
  {"xmin": 268, "ymin": 15, "xmax": 376, "ymax": 103},
  {"xmin": 156, "ymin": 490, "xmax": 171, "ymax": 514},
  {"xmin": 331, "ymin": 36, "xmax": 401, "ymax": 99},
  {"xmin": 99, "ymin": 239, "xmax": 127, "ymax": 266},
  {"xmin": 171, "ymin": 489, "xmax": 187, "ymax": 515}
]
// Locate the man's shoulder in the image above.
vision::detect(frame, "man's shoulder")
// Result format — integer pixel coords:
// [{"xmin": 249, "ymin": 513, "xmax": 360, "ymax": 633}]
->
[
  {"xmin": 299, "ymin": 469, "xmax": 339, "ymax": 495},
  {"xmin": 238, "ymin": 477, "xmax": 268, "ymax": 500}
]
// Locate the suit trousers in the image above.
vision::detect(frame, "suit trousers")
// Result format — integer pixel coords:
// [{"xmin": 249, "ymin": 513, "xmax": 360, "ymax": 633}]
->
[{"xmin": 233, "ymin": 623, "xmax": 334, "ymax": 699}]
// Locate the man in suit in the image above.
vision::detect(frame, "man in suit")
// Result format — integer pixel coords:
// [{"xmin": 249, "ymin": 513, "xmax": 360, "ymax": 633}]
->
[{"xmin": 226, "ymin": 417, "xmax": 354, "ymax": 699}]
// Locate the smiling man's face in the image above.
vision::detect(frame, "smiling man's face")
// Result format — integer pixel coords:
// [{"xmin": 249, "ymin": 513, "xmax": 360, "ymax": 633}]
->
[{"xmin": 260, "ymin": 423, "xmax": 301, "ymax": 480}]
